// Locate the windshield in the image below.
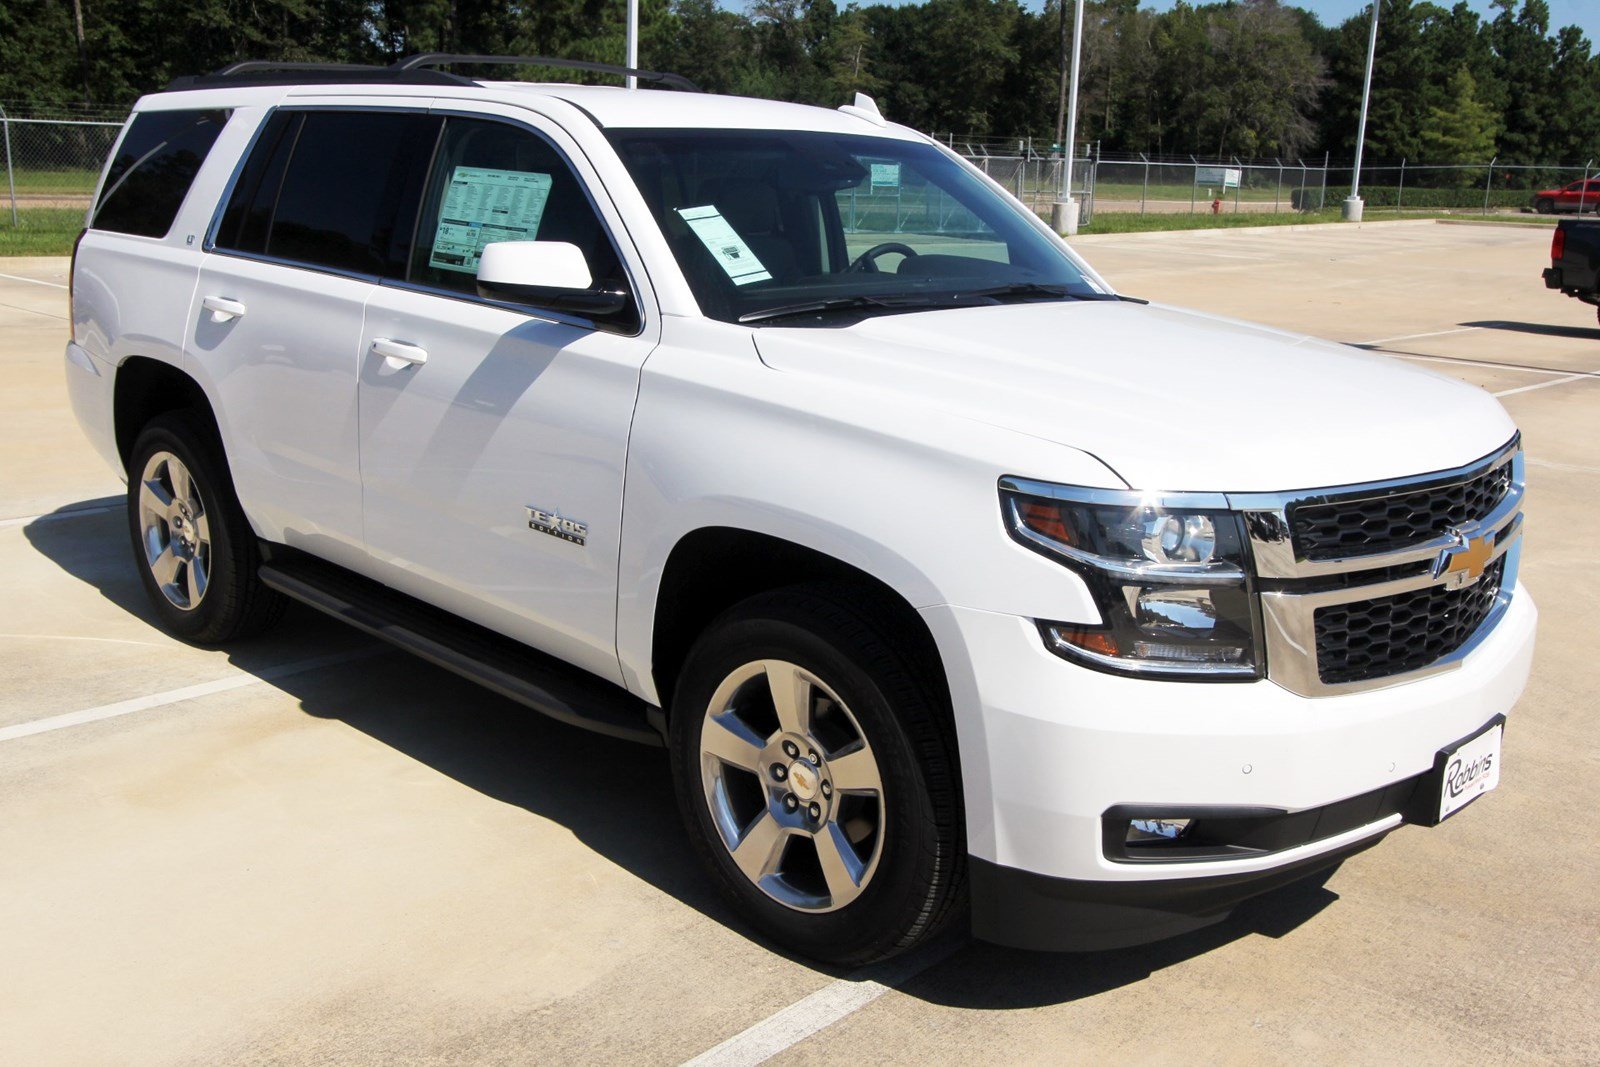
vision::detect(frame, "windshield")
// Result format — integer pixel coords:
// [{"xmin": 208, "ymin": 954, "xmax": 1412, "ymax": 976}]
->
[{"xmin": 606, "ymin": 129, "xmax": 1104, "ymax": 325}]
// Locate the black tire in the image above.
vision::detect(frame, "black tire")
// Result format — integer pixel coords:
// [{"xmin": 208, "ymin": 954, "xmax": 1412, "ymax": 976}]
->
[
  {"xmin": 669, "ymin": 584, "xmax": 964, "ymax": 966},
  {"xmin": 1535, "ymin": 198, "xmax": 1554, "ymax": 215},
  {"xmin": 125, "ymin": 412, "xmax": 286, "ymax": 645}
]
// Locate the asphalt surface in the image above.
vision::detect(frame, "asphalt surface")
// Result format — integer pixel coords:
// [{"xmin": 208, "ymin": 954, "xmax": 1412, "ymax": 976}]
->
[{"xmin": 1, "ymin": 221, "xmax": 1596, "ymax": 1064}]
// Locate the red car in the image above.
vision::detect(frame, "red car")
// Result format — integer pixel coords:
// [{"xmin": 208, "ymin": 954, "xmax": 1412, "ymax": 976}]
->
[{"xmin": 1533, "ymin": 179, "xmax": 1600, "ymax": 213}]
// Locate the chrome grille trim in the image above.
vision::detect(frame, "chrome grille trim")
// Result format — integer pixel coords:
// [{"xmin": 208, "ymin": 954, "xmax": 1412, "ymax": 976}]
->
[
  {"xmin": 1226, "ymin": 436, "xmax": 1524, "ymax": 697},
  {"xmin": 1227, "ymin": 435, "xmax": 1521, "ymax": 580}
]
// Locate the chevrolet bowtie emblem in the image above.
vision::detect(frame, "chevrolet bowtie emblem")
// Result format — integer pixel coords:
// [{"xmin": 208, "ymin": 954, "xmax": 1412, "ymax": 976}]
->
[{"xmin": 1433, "ymin": 525, "xmax": 1493, "ymax": 589}]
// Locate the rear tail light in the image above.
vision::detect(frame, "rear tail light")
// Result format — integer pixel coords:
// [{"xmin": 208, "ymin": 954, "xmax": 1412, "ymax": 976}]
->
[{"xmin": 1552, "ymin": 226, "xmax": 1565, "ymax": 262}]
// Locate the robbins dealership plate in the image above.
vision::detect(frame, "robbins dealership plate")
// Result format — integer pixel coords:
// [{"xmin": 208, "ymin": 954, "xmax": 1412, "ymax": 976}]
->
[{"xmin": 1438, "ymin": 721, "xmax": 1502, "ymax": 822}]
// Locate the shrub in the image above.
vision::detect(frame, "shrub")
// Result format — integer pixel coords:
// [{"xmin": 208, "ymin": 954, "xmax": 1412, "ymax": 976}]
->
[{"xmin": 1290, "ymin": 186, "xmax": 1528, "ymax": 210}]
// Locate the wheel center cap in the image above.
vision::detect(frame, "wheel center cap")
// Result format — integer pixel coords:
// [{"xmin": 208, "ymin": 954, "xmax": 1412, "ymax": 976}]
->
[{"xmin": 788, "ymin": 760, "xmax": 820, "ymax": 801}]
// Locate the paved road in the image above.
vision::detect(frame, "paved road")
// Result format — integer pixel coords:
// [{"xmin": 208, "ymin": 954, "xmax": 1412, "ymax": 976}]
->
[{"xmin": 1, "ymin": 223, "xmax": 1596, "ymax": 1064}]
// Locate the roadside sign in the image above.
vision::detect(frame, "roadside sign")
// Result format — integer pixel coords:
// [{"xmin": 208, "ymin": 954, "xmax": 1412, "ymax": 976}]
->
[
  {"xmin": 870, "ymin": 163, "xmax": 901, "ymax": 189},
  {"xmin": 1196, "ymin": 167, "xmax": 1241, "ymax": 189}
]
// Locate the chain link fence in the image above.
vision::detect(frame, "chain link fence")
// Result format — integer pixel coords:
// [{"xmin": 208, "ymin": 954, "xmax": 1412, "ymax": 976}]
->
[{"xmin": 1, "ymin": 111, "xmax": 124, "ymax": 224}]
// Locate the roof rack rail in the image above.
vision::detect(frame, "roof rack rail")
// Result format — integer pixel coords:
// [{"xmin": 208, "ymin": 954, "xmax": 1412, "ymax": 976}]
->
[
  {"xmin": 163, "ymin": 53, "xmax": 701, "ymax": 94},
  {"xmin": 394, "ymin": 53, "xmax": 701, "ymax": 92},
  {"xmin": 165, "ymin": 61, "xmax": 470, "ymax": 92}
]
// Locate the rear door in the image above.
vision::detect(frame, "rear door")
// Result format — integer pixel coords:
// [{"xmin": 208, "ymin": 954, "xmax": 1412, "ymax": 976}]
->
[
  {"xmin": 354, "ymin": 105, "xmax": 658, "ymax": 683},
  {"xmin": 192, "ymin": 104, "xmax": 439, "ymax": 566},
  {"xmin": 74, "ymin": 107, "xmax": 233, "ymax": 378}
]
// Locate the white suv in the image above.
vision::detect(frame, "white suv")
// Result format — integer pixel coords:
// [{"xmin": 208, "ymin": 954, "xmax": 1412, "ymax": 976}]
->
[{"xmin": 66, "ymin": 55, "xmax": 1535, "ymax": 964}]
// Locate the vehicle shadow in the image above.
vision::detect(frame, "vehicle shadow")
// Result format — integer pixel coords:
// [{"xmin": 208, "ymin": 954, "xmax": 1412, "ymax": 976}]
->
[
  {"xmin": 1460, "ymin": 318, "xmax": 1600, "ymax": 342},
  {"xmin": 22, "ymin": 498, "xmax": 1342, "ymax": 1009}
]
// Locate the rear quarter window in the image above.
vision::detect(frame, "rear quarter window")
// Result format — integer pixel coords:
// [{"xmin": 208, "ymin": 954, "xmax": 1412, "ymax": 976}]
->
[{"xmin": 92, "ymin": 109, "xmax": 230, "ymax": 238}]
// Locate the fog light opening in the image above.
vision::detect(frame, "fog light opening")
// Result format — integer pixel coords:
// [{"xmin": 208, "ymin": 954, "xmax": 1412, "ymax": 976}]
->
[{"xmin": 1127, "ymin": 818, "xmax": 1194, "ymax": 845}]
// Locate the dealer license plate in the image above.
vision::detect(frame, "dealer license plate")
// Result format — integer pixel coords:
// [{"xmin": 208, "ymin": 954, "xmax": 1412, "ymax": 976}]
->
[{"xmin": 1438, "ymin": 722, "xmax": 1502, "ymax": 822}]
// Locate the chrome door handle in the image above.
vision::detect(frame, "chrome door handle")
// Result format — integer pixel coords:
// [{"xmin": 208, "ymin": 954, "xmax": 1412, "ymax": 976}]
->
[
  {"xmin": 371, "ymin": 337, "xmax": 429, "ymax": 370},
  {"xmin": 201, "ymin": 295, "xmax": 247, "ymax": 323}
]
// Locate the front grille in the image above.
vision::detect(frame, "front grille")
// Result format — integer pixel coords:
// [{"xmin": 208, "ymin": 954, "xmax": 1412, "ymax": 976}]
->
[
  {"xmin": 1290, "ymin": 460, "xmax": 1512, "ymax": 561},
  {"xmin": 1313, "ymin": 557, "xmax": 1505, "ymax": 685}
]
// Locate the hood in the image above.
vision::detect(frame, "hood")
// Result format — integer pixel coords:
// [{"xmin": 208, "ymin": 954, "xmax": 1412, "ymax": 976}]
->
[{"xmin": 752, "ymin": 301, "xmax": 1516, "ymax": 493}]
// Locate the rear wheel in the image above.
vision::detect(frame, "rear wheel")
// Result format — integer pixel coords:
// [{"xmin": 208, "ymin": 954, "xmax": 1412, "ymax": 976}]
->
[
  {"xmin": 126, "ymin": 413, "xmax": 285, "ymax": 644},
  {"xmin": 669, "ymin": 585, "xmax": 964, "ymax": 966}
]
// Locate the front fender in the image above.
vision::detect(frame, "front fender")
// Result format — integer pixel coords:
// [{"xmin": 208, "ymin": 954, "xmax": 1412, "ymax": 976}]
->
[{"xmin": 615, "ymin": 319, "xmax": 1124, "ymax": 704}]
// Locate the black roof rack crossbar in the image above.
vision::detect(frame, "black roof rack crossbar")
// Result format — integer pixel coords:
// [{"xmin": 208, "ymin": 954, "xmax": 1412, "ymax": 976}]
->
[{"xmin": 393, "ymin": 53, "xmax": 702, "ymax": 92}]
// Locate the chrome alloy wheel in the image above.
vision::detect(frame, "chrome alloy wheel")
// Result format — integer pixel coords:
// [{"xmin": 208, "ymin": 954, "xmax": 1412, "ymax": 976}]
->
[
  {"xmin": 137, "ymin": 450, "xmax": 211, "ymax": 611},
  {"xmin": 699, "ymin": 660, "xmax": 886, "ymax": 912}
]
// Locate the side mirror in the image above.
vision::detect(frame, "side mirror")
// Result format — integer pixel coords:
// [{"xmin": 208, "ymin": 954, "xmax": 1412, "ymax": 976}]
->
[{"xmin": 475, "ymin": 241, "xmax": 629, "ymax": 317}]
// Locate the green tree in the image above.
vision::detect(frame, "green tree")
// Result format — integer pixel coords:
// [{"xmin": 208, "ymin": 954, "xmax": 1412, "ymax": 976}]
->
[
  {"xmin": 1419, "ymin": 67, "xmax": 1500, "ymax": 166},
  {"xmin": 1491, "ymin": 0, "xmax": 1559, "ymax": 163}
]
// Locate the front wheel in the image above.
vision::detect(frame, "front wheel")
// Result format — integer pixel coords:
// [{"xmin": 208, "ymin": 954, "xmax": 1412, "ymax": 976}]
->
[
  {"xmin": 669, "ymin": 586, "xmax": 964, "ymax": 965},
  {"xmin": 1535, "ymin": 198, "xmax": 1555, "ymax": 214}
]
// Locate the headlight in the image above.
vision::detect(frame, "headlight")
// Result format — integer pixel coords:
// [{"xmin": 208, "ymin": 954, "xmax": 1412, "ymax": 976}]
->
[{"xmin": 1000, "ymin": 478, "xmax": 1262, "ymax": 679}]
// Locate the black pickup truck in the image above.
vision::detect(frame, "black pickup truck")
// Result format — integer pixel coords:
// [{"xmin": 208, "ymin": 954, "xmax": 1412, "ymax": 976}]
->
[{"xmin": 1542, "ymin": 218, "xmax": 1600, "ymax": 322}]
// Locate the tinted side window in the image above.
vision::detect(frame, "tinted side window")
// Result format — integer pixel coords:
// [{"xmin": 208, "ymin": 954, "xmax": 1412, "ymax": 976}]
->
[
  {"xmin": 215, "ymin": 111, "xmax": 299, "ymax": 255},
  {"xmin": 409, "ymin": 117, "xmax": 631, "ymax": 318},
  {"xmin": 93, "ymin": 109, "xmax": 230, "ymax": 238},
  {"xmin": 265, "ymin": 111, "xmax": 439, "ymax": 276}
]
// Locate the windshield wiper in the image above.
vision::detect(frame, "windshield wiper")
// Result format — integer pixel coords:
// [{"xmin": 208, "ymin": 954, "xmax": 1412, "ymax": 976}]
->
[
  {"xmin": 954, "ymin": 282, "xmax": 1089, "ymax": 303},
  {"xmin": 738, "ymin": 283, "xmax": 1096, "ymax": 325},
  {"xmin": 739, "ymin": 294, "xmax": 924, "ymax": 324}
]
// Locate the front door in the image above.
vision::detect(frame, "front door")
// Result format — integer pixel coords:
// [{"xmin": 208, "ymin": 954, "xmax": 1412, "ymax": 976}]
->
[{"xmin": 356, "ymin": 108, "xmax": 657, "ymax": 684}]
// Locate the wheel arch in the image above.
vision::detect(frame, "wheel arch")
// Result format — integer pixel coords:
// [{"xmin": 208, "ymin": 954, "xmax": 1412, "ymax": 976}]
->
[
  {"xmin": 649, "ymin": 526, "xmax": 952, "ymax": 728},
  {"xmin": 113, "ymin": 356, "xmax": 222, "ymax": 473}
]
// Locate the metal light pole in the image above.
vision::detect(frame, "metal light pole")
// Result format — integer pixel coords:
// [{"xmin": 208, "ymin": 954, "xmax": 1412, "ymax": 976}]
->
[
  {"xmin": 1344, "ymin": 0, "xmax": 1380, "ymax": 222},
  {"xmin": 625, "ymin": 0, "xmax": 639, "ymax": 89},
  {"xmin": 1051, "ymin": 0, "xmax": 1086, "ymax": 236}
]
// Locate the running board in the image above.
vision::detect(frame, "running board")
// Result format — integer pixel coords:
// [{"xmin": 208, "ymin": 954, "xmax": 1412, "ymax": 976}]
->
[{"xmin": 258, "ymin": 549, "xmax": 663, "ymax": 747}]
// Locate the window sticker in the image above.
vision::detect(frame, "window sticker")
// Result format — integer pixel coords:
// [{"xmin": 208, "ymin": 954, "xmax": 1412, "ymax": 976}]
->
[
  {"xmin": 676, "ymin": 204, "xmax": 772, "ymax": 286},
  {"xmin": 429, "ymin": 166, "xmax": 554, "ymax": 275}
]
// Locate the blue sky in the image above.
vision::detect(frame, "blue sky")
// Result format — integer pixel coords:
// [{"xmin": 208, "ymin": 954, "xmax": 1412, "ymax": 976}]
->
[{"xmin": 1140, "ymin": 1, "xmax": 1600, "ymax": 42}]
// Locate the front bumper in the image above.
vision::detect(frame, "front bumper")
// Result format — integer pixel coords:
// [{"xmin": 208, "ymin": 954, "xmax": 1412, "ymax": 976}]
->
[{"xmin": 921, "ymin": 587, "xmax": 1536, "ymax": 950}]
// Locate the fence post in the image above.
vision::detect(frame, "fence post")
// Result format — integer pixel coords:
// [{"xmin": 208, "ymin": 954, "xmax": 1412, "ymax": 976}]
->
[
  {"xmin": 1, "ymin": 106, "xmax": 16, "ymax": 227},
  {"xmin": 1320, "ymin": 151, "xmax": 1329, "ymax": 211},
  {"xmin": 1482, "ymin": 156, "xmax": 1496, "ymax": 215},
  {"xmin": 1086, "ymin": 140, "xmax": 1099, "ymax": 224},
  {"xmin": 1275, "ymin": 158, "xmax": 1282, "ymax": 213},
  {"xmin": 1580, "ymin": 159, "xmax": 1593, "ymax": 215},
  {"xmin": 1140, "ymin": 153, "xmax": 1148, "ymax": 215},
  {"xmin": 1231, "ymin": 155, "xmax": 1242, "ymax": 214},
  {"xmin": 1397, "ymin": 158, "xmax": 1405, "ymax": 211},
  {"xmin": 1191, "ymin": 155, "xmax": 1199, "ymax": 214}
]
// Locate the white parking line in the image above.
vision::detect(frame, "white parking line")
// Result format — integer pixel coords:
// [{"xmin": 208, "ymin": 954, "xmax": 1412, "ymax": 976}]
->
[
  {"xmin": 1529, "ymin": 456, "xmax": 1600, "ymax": 475},
  {"xmin": 0, "ymin": 648, "xmax": 386, "ymax": 743},
  {"xmin": 1358, "ymin": 326, "xmax": 1481, "ymax": 345},
  {"xmin": 1392, "ymin": 353, "xmax": 1568, "ymax": 375},
  {"xmin": 1494, "ymin": 370, "xmax": 1599, "ymax": 397},
  {"xmin": 0, "ymin": 502, "xmax": 124, "ymax": 529},
  {"xmin": 0, "ymin": 298, "xmax": 66, "ymax": 320},
  {"xmin": 0, "ymin": 271, "xmax": 68, "ymax": 289},
  {"xmin": 679, "ymin": 938, "xmax": 962, "ymax": 1067}
]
